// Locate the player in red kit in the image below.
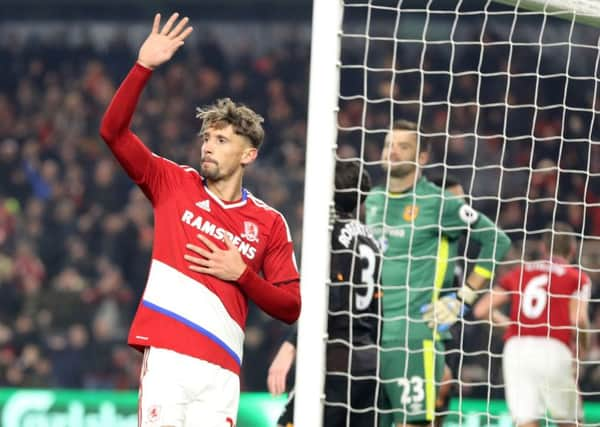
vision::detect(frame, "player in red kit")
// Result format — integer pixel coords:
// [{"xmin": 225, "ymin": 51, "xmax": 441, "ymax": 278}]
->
[
  {"xmin": 474, "ymin": 222, "xmax": 591, "ymax": 427},
  {"xmin": 99, "ymin": 13, "xmax": 301, "ymax": 427}
]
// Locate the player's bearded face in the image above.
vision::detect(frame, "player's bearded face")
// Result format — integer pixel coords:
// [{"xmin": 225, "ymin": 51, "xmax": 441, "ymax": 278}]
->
[
  {"xmin": 200, "ymin": 154, "xmax": 221, "ymax": 180},
  {"xmin": 200, "ymin": 125, "xmax": 247, "ymax": 181},
  {"xmin": 381, "ymin": 130, "xmax": 419, "ymax": 177}
]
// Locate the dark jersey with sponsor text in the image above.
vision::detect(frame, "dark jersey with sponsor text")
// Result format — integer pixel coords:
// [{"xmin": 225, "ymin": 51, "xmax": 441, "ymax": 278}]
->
[{"xmin": 327, "ymin": 217, "xmax": 381, "ymax": 373}]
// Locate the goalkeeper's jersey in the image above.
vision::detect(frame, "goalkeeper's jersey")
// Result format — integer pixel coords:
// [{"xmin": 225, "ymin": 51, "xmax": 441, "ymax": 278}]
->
[{"xmin": 365, "ymin": 177, "xmax": 511, "ymax": 344}]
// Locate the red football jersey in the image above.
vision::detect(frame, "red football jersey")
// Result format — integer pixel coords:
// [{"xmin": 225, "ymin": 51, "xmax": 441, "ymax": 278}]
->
[
  {"xmin": 100, "ymin": 64, "xmax": 300, "ymax": 375},
  {"xmin": 498, "ymin": 257, "xmax": 591, "ymax": 349}
]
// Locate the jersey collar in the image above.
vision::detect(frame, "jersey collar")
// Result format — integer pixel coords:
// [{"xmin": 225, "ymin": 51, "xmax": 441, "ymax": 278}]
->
[
  {"xmin": 387, "ymin": 176, "xmax": 424, "ymax": 198},
  {"xmin": 550, "ymin": 256, "xmax": 568, "ymax": 265},
  {"xmin": 202, "ymin": 179, "xmax": 248, "ymax": 209}
]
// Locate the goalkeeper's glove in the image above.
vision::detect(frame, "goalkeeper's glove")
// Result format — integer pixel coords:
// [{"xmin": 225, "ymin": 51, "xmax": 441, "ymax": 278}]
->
[{"xmin": 421, "ymin": 284, "xmax": 478, "ymax": 331}]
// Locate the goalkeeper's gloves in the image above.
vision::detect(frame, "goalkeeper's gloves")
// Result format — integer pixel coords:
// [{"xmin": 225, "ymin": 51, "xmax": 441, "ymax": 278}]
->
[{"xmin": 421, "ymin": 284, "xmax": 478, "ymax": 332}]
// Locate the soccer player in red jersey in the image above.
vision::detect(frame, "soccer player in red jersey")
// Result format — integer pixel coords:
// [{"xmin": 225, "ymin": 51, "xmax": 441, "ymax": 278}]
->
[
  {"xmin": 474, "ymin": 222, "xmax": 591, "ymax": 427},
  {"xmin": 99, "ymin": 13, "xmax": 301, "ymax": 427}
]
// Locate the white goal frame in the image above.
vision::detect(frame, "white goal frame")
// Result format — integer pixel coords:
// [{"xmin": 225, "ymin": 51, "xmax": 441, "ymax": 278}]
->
[{"xmin": 294, "ymin": 1, "xmax": 344, "ymax": 426}]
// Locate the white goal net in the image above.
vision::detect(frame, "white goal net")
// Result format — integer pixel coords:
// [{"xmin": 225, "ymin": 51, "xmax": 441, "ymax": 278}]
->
[{"xmin": 296, "ymin": 0, "xmax": 600, "ymax": 426}]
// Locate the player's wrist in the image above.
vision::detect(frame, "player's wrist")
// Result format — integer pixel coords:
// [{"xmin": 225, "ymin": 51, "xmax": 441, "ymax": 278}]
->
[
  {"xmin": 235, "ymin": 264, "xmax": 252, "ymax": 285},
  {"xmin": 234, "ymin": 263, "xmax": 248, "ymax": 281},
  {"xmin": 136, "ymin": 59, "xmax": 156, "ymax": 70},
  {"xmin": 457, "ymin": 283, "xmax": 478, "ymax": 306}
]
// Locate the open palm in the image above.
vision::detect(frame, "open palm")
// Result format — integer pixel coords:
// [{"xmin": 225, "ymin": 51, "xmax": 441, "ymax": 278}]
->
[{"xmin": 137, "ymin": 13, "xmax": 193, "ymax": 69}]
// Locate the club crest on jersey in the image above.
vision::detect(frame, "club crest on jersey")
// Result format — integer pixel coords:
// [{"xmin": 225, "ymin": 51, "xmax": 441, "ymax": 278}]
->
[
  {"xmin": 181, "ymin": 210, "xmax": 258, "ymax": 260},
  {"xmin": 242, "ymin": 221, "xmax": 260, "ymax": 242},
  {"xmin": 147, "ymin": 405, "xmax": 161, "ymax": 424},
  {"xmin": 402, "ymin": 205, "xmax": 419, "ymax": 222}
]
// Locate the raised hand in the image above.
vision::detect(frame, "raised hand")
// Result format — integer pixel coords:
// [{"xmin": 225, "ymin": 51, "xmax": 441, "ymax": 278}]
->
[{"xmin": 137, "ymin": 13, "xmax": 193, "ymax": 69}]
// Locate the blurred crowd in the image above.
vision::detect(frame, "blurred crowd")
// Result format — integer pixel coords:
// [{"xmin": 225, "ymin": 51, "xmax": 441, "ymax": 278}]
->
[
  {"xmin": 0, "ymin": 12, "xmax": 598, "ymax": 401},
  {"xmin": 0, "ymin": 27, "xmax": 309, "ymax": 391}
]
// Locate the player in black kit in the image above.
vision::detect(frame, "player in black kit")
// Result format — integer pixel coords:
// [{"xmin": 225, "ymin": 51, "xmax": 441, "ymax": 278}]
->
[{"xmin": 267, "ymin": 160, "xmax": 381, "ymax": 427}]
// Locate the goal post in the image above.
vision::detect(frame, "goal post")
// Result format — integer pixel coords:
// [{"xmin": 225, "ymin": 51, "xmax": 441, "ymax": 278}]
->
[
  {"xmin": 295, "ymin": 0, "xmax": 600, "ymax": 425},
  {"xmin": 294, "ymin": 0, "xmax": 343, "ymax": 426}
]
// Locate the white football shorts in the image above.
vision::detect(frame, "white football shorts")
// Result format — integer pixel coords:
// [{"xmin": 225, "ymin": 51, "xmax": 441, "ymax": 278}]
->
[
  {"xmin": 503, "ymin": 336, "xmax": 583, "ymax": 425},
  {"xmin": 138, "ymin": 347, "xmax": 239, "ymax": 427}
]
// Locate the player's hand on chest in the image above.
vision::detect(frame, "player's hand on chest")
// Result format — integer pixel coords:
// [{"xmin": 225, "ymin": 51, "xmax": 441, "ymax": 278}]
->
[{"xmin": 178, "ymin": 195, "xmax": 267, "ymax": 265}]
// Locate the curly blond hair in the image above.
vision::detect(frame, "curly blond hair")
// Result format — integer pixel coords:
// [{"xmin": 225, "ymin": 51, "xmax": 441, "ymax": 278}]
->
[{"xmin": 196, "ymin": 98, "xmax": 265, "ymax": 149}]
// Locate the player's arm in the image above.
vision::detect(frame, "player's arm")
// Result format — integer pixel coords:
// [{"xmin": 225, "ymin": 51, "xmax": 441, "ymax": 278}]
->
[
  {"xmin": 473, "ymin": 285, "xmax": 511, "ymax": 329},
  {"xmin": 423, "ymin": 197, "xmax": 511, "ymax": 328},
  {"xmin": 99, "ymin": 13, "xmax": 192, "ymax": 185},
  {"xmin": 465, "ymin": 211, "xmax": 511, "ymax": 290},
  {"xmin": 240, "ymin": 216, "xmax": 301, "ymax": 323},
  {"xmin": 236, "ymin": 271, "xmax": 300, "ymax": 324},
  {"xmin": 444, "ymin": 201, "xmax": 511, "ymax": 296},
  {"xmin": 267, "ymin": 326, "xmax": 297, "ymax": 396},
  {"xmin": 570, "ymin": 275, "xmax": 592, "ymax": 358},
  {"xmin": 185, "ymin": 219, "xmax": 301, "ymax": 324}
]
